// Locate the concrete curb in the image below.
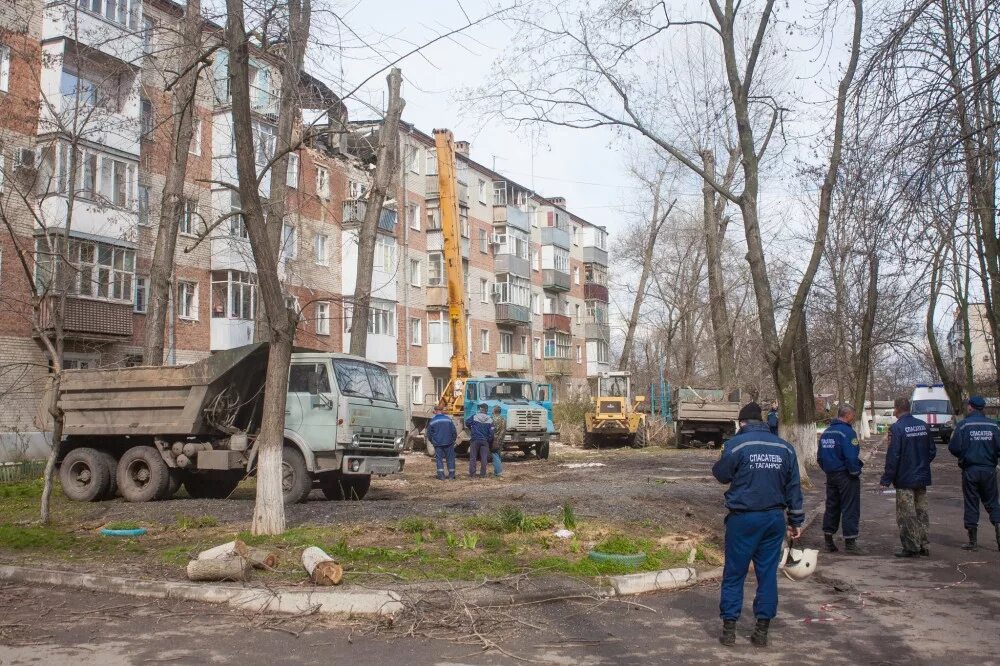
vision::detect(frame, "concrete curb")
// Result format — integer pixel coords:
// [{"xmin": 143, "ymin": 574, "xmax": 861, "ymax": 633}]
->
[
  {"xmin": 0, "ymin": 565, "xmax": 402, "ymax": 617},
  {"xmin": 604, "ymin": 566, "xmax": 697, "ymax": 596}
]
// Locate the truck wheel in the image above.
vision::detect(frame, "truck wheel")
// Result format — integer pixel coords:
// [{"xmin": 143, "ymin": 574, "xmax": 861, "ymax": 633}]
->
[
  {"xmin": 59, "ymin": 448, "xmax": 111, "ymax": 502},
  {"xmin": 117, "ymin": 446, "xmax": 170, "ymax": 503},
  {"xmin": 631, "ymin": 426, "xmax": 648, "ymax": 449},
  {"xmin": 320, "ymin": 473, "xmax": 371, "ymax": 501},
  {"xmin": 160, "ymin": 469, "xmax": 182, "ymax": 500},
  {"xmin": 97, "ymin": 451, "xmax": 119, "ymax": 500},
  {"xmin": 282, "ymin": 446, "xmax": 312, "ymax": 504},
  {"xmin": 536, "ymin": 441, "xmax": 550, "ymax": 460},
  {"xmin": 183, "ymin": 471, "xmax": 242, "ymax": 499}
]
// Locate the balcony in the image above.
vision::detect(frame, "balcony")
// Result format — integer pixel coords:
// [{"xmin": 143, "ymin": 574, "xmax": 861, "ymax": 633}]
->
[
  {"xmin": 493, "ymin": 205, "xmax": 531, "ymax": 232},
  {"xmin": 495, "ymin": 303, "xmax": 531, "ymax": 327},
  {"xmin": 210, "ymin": 235, "xmax": 254, "ymax": 273},
  {"xmin": 428, "ymin": 342, "xmax": 453, "ymax": 368},
  {"xmin": 543, "ymin": 313, "xmax": 572, "ymax": 333},
  {"xmin": 542, "ymin": 269, "xmax": 571, "ymax": 292},
  {"xmin": 587, "ymin": 359, "xmax": 611, "ymax": 378},
  {"xmin": 43, "ymin": 3, "xmax": 142, "ymax": 65},
  {"xmin": 541, "ymin": 226, "xmax": 571, "ymax": 249},
  {"xmin": 584, "ymin": 282, "xmax": 609, "ymax": 302},
  {"xmin": 494, "ymin": 252, "xmax": 530, "ymax": 277},
  {"xmin": 497, "ymin": 353, "xmax": 530, "ymax": 372},
  {"xmin": 39, "ymin": 295, "xmax": 132, "ymax": 340},
  {"xmin": 342, "ymin": 200, "xmax": 398, "ymax": 231},
  {"xmin": 39, "ymin": 195, "xmax": 138, "ymax": 241},
  {"xmin": 426, "ymin": 175, "xmax": 468, "ymax": 202},
  {"xmin": 584, "ymin": 320, "xmax": 611, "ymax": 341},
  {"xmin": 427, "ymin": 229, "xmax": 470, "ymax": 259},
  {"xmin": 426, "ymin": 285, "xmax": 448, "ymax": 308},
  {"xmin": 543, "ymin": 358, "xmax": 573, "ymax": 376},
  {"xmin": 39, "ymin": 94, "xmax": 141, "ymax": 157},
  {"xmin": 344, "ymin": 332, "xmax": 397, "ymax": 364},
  {"xmin": 211, "ymin": 318, "xmax": 254, "ymax": 351},
  {"xmin": 582, "ymin": 245, "xmax": 609, "ymax": 266}
]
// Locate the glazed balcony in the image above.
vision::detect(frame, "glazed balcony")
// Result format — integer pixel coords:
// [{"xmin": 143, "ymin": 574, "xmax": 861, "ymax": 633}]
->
[{"xmin": 543, "ymin": 313, "xmax": 571, "ymax": 333}]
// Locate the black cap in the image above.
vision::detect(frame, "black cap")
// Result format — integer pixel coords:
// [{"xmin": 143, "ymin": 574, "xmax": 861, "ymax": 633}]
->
[
  {"xmin": 478, "ymin": 403, "xmax": 488, "ymax": 411},
  {"xmin": 738, "ymin": 402, "xmax": 763, "ymax": 422},
  {"xmin": 968, "ymin": 395, "xmax": 986, "ymax": 410}
]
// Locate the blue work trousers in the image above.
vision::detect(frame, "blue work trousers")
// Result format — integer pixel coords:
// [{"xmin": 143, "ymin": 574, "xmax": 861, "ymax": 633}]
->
[
  {"xmin": 822, "ymin": 471, "xmax": 861, "ymax": 539},
  {"xmin": 434, "ymin": 445, "xmax": 456, "ymax": 480},
  {"xmin": 491, "ymin": 451, "xmax": 503, "ymax": 477},
  {"xmin": 468, "ymin": 439, "xmax": 489, "ymax": 477},
  {"xmin": 720, "ymin": 509, "xmax": 786, "ymax": 621},
  {"xmin": 962, "ymin": 466, "xmax": 1000, "ymax": 528}
]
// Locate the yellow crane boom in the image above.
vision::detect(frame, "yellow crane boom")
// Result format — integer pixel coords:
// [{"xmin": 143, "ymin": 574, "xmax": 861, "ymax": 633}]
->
[{"xmin": 434, "ymin": 129, "xmax": 469, "ymax": 412}]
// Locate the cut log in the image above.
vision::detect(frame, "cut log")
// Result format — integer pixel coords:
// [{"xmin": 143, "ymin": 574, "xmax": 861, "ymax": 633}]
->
[
  {"xmin": 171, "ymin": 441, "xmax": 185, "ymax": 456},
  {"xmin": 246, "ymin": 547, "xmax": 279, "ymax": 569},
  {"xmin": 186, "ymin": 556, "xmax": 250, "ymax": 582},
  {"xmin": 175, "ymin": 453, "xmax": 191, "ymax": 468},
  {"xmin": 302, "ymin": 546, "xmax": 343, "ymax": 585},
  {"xmin": 197, "ymin": 540, "xmax": 249, "ymax": 561}
]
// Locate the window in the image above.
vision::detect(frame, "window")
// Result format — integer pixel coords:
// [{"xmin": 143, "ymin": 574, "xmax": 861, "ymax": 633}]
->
[
  {"xmin": 595, "ymin": 340, "xmax": 609, "ymax": 363},
  {"xmin": 533, "ymin": 337, "xmax": 541, "ymax": 360},
  {"xmin": 480, "ymin": 278, "xmax": 489, "ymax": 303},
  {"xmin": 349, "ymin": 180, "xmax": 366, "ymax": 199},
  {"xmin": 520, "ymin": 335, "xmax": 528, "ymax": 355},
  {"xmin": 427, "ymin": 252, "xmax": 444, "ymax": 287},
  {"xmin": 375, "ymin": 235, "xmax": 395, "ymax": 271},
  {"xmin": 481, "ymin": 329, "xmax": 490, "ymax": 353},
  {"xmin": 530, "ymin": 248, "xmax": 539, "ymax": 271},
  {"xmin": 434, "ymin": 376, "xmax": 446, "ymax": 400},
  {"xmin": 407, "ymin": 203, "xmax": 420, "ymax": 231},
  {"xmin": 411, "ymin": 375, "xmax": 424, "ymax": 405},
  {"xmin": 573, "ymin": 266, "xmax": 580, "ymax": 284},
  {"xmin": 544, "ymin": 332, "xmax": 571, "ymax": 358},
  {"xmin": 314, "ymin": 233, "xmax": 328, "ymax": 265},
  {"xmin": 531, "ymin": 293, "xmax": 541, "ymax": 315},
  {"xmin": 406, "ymin": 145, "xmax": 420, "ymax": 174},
  {"xmin": 137, "ymin": 184, "xmax": 151, "ymax": 226},
  {"xmin": 140, "ymin": 97, "xmax": 153, "ymax": 138},
  {"xmin": 189, "ymin": 118, "xmax": 202, "ymax": 155},
  {"xmin": 142, "ymin": 18, "xmax": 154, "ymax": 54},
  {"xmin": 34, "ymin": 237, "xmax": 135, "ymax": 301},
  {"xmin": 426, "ymin": 207, "xmax": 441, "ymax": 230},
  {"xmin": 494, "ymin": 276, "xmax": 531, "ymax": 307},
  {"xmin": 252, "ymin": 120, "xmax": 275, "ymax": 165},
  {"xmin": 409, "ymin": 258, "xmax": 422, "ymax": 287},
  {"xmin": 227, "ymin": 191, "xmax": 246, "ymax": 238},
  {"xmin": 280, "ymin": 223, "xmax": 297, "ymax": 260},
  {"xmin": 177, "ymin": 281, "xmax": 198, "ymax": 320},
  {"xmin": 178, "ymin": 199, "xmax": 198, "ymax": 235},
  {"xmin": 425, "ymin": 148, "xmax": 437, "ymax": 175},
  {"xmin": 493, "ymin": 181, "xmax": 507, "ymax": 206},
  {"xmin": 315, "ymin": 166, "xmax": 329, "ymax": 198},
  {"xmin": 62, "ymin": 354, "xmax": 99, "ymax": 370},
  {"xmin": 133, "ymin": 276, "xmax": 148, "ymax": 313},
  {"xmin": 288, "ymin": 363, "xmax": 332, "ymax": 394},
  {"xmin": 286, "ymin": 153, "xmax": 299, "ymax": 188},
  {"xmin": 575, "ymin": 303, "xmax": 581, "ymax": 323},
  {"xmin": 478, "ymin": 179, "xmax": 487, "ymax": 203},
  {"xmin": 500, "ymin": 332, "xmax": 513, "ymax": 354},
  {"xmin": 572, "ymin": 225, "xmax": 580, "ymax": 246},
  {"xmin": 77, "ymin": 0, "xmax": 138, "ymax": 28},
  {"xmin": 460, "ymin": 213, "xmax": 470, "ymax": 239},
  {"xmin": 0, "ymin": 45, "xmax": 10, "ymax": 93},
  {"xmin": 409, "ymin": 317, "xmax": 422, "ymax": 346},
  {"xmin": 576, "ymin": 345, "xmax": 582, "ymax": 364},
  {"xmin": 587, "ymin": 302, "xmax": 608, "ymax": 324},
  {"xmin": 479, "ymin": 229, "xmax": 488, "ymax": 253},
  {"xmin": 428, "ymin": 312, "xmax": 450, "ymax": 343},
  {"xmin": 59, "ymin": 68, "xmax": 108, "ymax": 110},
  {"xmin": 315, "ymin": 302, "xmax": 330, "ymax": 335},
  {"xmin": 367, "ymin": 299, "xmax": 396, "ymax": 336},
  {"xmin": 211, "ymin": 270, "xmax": 255, "ymax": 320}
]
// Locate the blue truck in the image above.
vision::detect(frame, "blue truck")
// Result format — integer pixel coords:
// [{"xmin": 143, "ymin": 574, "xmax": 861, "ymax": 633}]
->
[{"xmin": 414, "ymin": 377, "xmax": 557, "ymax": 459}]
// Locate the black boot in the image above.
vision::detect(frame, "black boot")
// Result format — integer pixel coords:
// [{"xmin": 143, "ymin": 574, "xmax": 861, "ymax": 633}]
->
[
  {"xmin": 844, "ymin": 538, "xmax": 864, "ymax": 555},
  {"xmin": 719, "ymin": 619, "xmax": 736, "ymax": 647},
  {"xmin": 894, "ymin": 548, "xmax": 919, "ymax": 558},
  {"xmin": 824, "ymin": 534, "xmax": 838, "ymax": 553},
  {"xmin": 750, "ymin": 619, "xmax": 770, "ymax": 647},
  {"xmin": 919, "ymin": 545, "xmax": 930, "ymax": 557},
  {"xmin": 961, "ymin": 528, "xmax": 978, "ymax": 551},
  {"xmin": 995, "ymin": 524, "xmax": 1000, "ymax": 551}
]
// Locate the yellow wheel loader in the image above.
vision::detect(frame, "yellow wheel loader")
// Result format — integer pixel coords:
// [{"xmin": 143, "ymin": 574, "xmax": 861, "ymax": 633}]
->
[{"xmin": 583, "ymin": 371, "xmax": 648, "ymax": 448}]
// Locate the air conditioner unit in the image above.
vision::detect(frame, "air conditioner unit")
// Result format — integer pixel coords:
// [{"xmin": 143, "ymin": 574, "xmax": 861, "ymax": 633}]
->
[
  {"xmin": 491, "ymin": 234, "xmax": 503, "ymax": 245},
  {"xmin": 14, "ymin": 148, "xmax": 36, "ymax": 171}
]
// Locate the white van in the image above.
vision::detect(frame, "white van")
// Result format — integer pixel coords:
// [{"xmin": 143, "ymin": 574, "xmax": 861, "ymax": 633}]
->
[{"xmin": 910, "ymin": 384, "xmax": 955, "ymax": 443}]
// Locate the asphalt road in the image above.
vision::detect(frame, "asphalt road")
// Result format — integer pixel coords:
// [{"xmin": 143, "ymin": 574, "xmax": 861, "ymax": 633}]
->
[{"xmin": 1, "ymin": 443, "xmax": 998, "ymax": 665}]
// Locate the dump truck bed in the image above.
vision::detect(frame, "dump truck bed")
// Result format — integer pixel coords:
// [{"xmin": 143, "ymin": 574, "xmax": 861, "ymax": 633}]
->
[{"xmin": 46, "ymin": 344, "xmax": 269, "ymax": 438}]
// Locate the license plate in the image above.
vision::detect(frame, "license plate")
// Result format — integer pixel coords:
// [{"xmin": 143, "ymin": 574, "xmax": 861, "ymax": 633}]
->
[
  {"xmin": 524, "ymin": 437, "xmax": 540, "ymax": 442},
  {"xmin": 372, "ymin": 464, "xmax": 399, "ymax": 474}
]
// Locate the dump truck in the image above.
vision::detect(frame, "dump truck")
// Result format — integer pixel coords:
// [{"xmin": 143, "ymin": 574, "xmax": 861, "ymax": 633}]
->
[
  {"xmin": 674, "ymin": 387, "xmax": 741, "ymax": 449},
  {"xmin": 47, "ymin": 343, "xmax": 406, "ymax": 504},
  {"xmin": 583, "ymin": 371, "xmax": 648, "ymax": 448},
  {"xmin": 412, "ymin": 377, "xmax": 556, "ymax": 459}
]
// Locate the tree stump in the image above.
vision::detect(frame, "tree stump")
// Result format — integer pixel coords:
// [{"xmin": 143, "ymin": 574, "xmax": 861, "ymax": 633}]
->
[{"xmin": 302, "ymin": 546, "xmax": 343, "ymax": 585}]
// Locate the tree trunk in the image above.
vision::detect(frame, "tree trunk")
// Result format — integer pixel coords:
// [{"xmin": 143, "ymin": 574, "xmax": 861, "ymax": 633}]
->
[
  {"xmin": 619, "ymin": 198, "xmax": 674, "ymax": 371},
  {"xmin": 225, "ymin": 0, "xmax": 297, "ymax": 535},
  {"xmin": 700, "ymin": 150, "xmax": 735, "ymax": 387},
  {"xmin": 186, "ymin": 557, "xmax": 251, "ymax": 582},
  {"xmin": 144, "ymin": 0, "xmax": 202, "ymax": 365},
  {"xmin": 349, "ymin": 68, "xmax": 405, "ymax": 357},
  {"xmin": 927, "ymin": 250, "xmax": 964, "ymax": 411},
  {"xmin": 39, "ymin": 373, "xmax": 63, "ymax": 524},
  {"xmin": 197, "ymin": 540, "xmax": 249, "ymax": 560},
  {"xmin": 851, "ymin": 254, "xmax": 879, "ymax": 437},
  {"xmin": 246, "ymin": 547, "xmax": 280, "ymax": 569}
]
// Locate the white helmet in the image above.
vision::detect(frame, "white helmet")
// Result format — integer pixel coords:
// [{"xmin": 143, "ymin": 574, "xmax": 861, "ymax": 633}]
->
[{"xmin": 780, "ymin": 543, "xmax": 818, "ymax": 581}]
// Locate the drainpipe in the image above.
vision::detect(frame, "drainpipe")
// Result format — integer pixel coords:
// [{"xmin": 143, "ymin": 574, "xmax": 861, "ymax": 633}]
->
[{"xmin": 400, "ymin": 128, "xmax": 410, "ymax": 428}]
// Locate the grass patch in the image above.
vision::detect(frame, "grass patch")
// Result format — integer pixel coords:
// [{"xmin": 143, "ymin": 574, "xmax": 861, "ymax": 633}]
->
[
  {"xmin": 398, "ymin": 516, "xmax": 433, "ymax": 534},
  {"xmin": 173, "ymin": 515, "xmax": 219, "ymax": 531},
  {"xmin": 0, "ymin": 523, "xmax": 77, "ymax": 551},
  {"xmin": 464, "ymin": 505, "xmax": 555, "ymax": 534},
  {"xmin": 0, "ymin": 479, "xmax": 44, "ymax": 499},
  {"xmin": 561, "ymin": 503, "xmax": 577, "ymax": 529},
  {"xmin": 594, "ymin": 534, "xmax": 651, "ymax": 556},
  {"xmin": 104, "ymin": 521, "xmax": 142, "ymax": 531}
]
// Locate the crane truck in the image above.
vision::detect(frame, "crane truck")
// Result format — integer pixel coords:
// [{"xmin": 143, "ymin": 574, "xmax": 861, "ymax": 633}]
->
[{"xmin": 410, "ymin": 129, "xmax": 556, "ymax": 459}]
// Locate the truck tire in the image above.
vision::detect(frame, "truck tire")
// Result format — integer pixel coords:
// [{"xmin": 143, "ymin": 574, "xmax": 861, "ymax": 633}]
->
[
  {"xmin": 97, "ymin": 451, "xmax": 119, "ymax": 500},
  {"xmin": 117, "ymin": 446, "xmax": 170, "ymax": 503},
  {"xmin": 59, "ymin": 447, "xmax": 111, "ymax": 502},
  {"xmin": 282, "ymin": 446, "xmax": 312, "ymax": 504},
  {"xmin": 536, "ymin": 441, "xmax": 550, "ymax": 460},
  {"xmin": 320, "ymin": 473, "xmax": 371, "ymax": 501},
  {"xmin": 631, "ymin": 426, "xmax": 648, "ymax": 449},
  {"xmin": 160, "ymin": 469, "xmax": 182, "ymax": 500},
  {"xmin": 183, "ymin": 471, "xmax": 242, "ymax": 499}
]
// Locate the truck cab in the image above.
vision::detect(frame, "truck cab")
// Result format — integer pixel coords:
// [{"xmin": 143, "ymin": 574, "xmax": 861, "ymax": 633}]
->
[
  {"xmin": 461, "ymin": 378, "xmax": 556, "ymax": 458},
  {"xmin": 282, "ymin": 353, "xmax": 406, "ymax": 502},
  {"xmin": 910, "ymin": 384, "xmax": 955, "ymax": 444}
]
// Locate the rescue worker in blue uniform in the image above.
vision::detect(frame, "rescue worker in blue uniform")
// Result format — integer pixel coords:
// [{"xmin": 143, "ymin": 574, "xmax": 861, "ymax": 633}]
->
[
  {"xmin": 427, "ymin": 405, "xmax": 457, "ymax": 480},
  {"xmin": 818, "ymin": 404, "xmax": 864, "ymax": 554},
  {"xmin": 947, "ymin": 395, "xmax": 1000, "ymax": 551},
  {"xmin": 766, "ymin": 405, "xmax": 779, "ymax": 435},
  {"xmin": 880, "ymin": 397, "xmax": 936, "ymax": 557},
  {"xmin": 712, "ymin": 402, "xmax": 804, "ymax": 648}
]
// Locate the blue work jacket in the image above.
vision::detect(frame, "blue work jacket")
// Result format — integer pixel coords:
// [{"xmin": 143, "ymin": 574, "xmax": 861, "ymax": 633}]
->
[
  {"xmin": 948, "ymin": 411, "xmax": 1000, "ymax": 469},
  {"xmin": 881, "ymin": 414, "xmax": 936, "ymax": 489},
  {"xmin": 818, "ymin": 419, "xmax": 864, "ymax": 476},
  {"xmin": 427, "ymin": 413, "xmax": 457, "ymax": 448}
]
